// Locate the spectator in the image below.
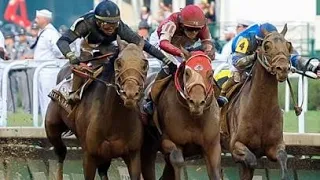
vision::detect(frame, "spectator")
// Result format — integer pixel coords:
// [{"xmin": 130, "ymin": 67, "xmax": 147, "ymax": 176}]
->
[
  {"xmin": 16, "ymin": 28, "xmax": 32, "ymax": 59},
  {"xmin": 32, "ymin": 9, "xmax": 63, "ymax": 59},
  {"xmin": 140, "ymin": 6, "xmax": 152, "ymax": 27},
  {"xmin": 236, "ymin": 19, "xmax": 253, "ymax": 35},
  {"xmin": 3, "ymin": 31, "xmax": 17, "ymax": 60},
  {"xmin": 32, "ymin": 9, "xmax": 63, "ymax": 122},
  {"xmin": 29, "ymin": 21, "xmax": 40, "ymax": 44},
  {"xmin": 11, "ymin": 28, "xmax": 33, "ymax": 113},
  {"xmin": 137, "ymin": 20, "xmax": 150, "ymax": 40},
  {"xmin": 220, "ymin": 27, "xmax": 236, "ymax": 58}
]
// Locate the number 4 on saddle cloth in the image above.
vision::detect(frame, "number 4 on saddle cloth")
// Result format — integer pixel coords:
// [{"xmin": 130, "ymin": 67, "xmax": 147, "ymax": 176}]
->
[{"xmin": 48, "ymin": 63, "xmax": 104, "ymax": 114}]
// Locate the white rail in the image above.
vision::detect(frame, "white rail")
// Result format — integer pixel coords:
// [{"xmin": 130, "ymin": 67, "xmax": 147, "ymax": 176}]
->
[{"xmin": 0, "ymin": 60, "xmax": 313, "ymax": 132}]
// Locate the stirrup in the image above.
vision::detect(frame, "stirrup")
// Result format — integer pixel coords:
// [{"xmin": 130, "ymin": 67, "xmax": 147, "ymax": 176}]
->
[
  {"xmin": 143, "ymin": 101, "xmax": 154, "ymax": 115},
  {"xmin": 66, "ymin": 92, "xmax": 81, "ymax": 104},
  {"xmin": 217, "ymin": 96, "xmax": 229, "ymax": 107}
]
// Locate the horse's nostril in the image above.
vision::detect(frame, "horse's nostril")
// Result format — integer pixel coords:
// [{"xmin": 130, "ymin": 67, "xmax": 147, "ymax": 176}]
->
[
  {"xmin": 190, "ymin": 99, "xmax": 195, "ymax": 104},
  {"xmin": 276, "ymin": 66, "xmax": 282, "ymax": 71},
  {"xmin": 200, "ymin": 100, "xmax": 206, "ymax": 105},
  {"xmin": 135, "ymin": 92, "xmax": 139, "ymax": 96}
]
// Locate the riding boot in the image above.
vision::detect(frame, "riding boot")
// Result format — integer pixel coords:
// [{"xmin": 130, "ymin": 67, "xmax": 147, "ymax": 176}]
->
[
  {"xmin": 217, "ymin": 73, "xmax": 239, "ymax": 107},
  {"xmin": 143, "ymin": 69, "xmax": 170, "ymax": 115},
  {"xmin": 67, "ymin": 74, "xmax": 83, "ymax": 104}
]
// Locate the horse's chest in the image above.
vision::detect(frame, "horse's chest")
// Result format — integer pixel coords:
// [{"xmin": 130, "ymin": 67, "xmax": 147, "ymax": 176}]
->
[{"xmin": 165, "ymin": 122, "xmax": 204, "ymax": 145}]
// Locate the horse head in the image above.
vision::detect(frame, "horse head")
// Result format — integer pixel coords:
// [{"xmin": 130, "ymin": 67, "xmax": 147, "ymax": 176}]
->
[
  {"xmin": 114, "ymin": 36, "xmax": 149, "ymax": 108},
  {"xmin": 175, "ymin": 48, "xmax": 214, "ymax": 116},
  {"xmin": 258, "ymin": 24, "xmax": 293, "ymax": 82}
]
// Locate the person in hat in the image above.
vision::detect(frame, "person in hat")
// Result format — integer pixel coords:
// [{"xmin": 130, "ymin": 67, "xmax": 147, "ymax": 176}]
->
[
  {"xmin": 32, "ymin": 9, "xmax": 63, "ymax": 121},
  {"xmin": 236, "ymin": 19, "xmax": 253, "ymax": 35},
  {"xmin": 56, "ymin": 0, "xmax": 176, "ymax": 103},
  {"xmin": 32, "ymin": 9, "xmax": 63, "ymax": 60},
  {"xmin": 3, "ymin": 31, "xmax": 17, "ymax": 60},
  {"xmin": 220, "ymin": 27, "xmax": 236, "ymax": 57},
  {"xmin": 16, "ymin": 28, "xmax": 34, "ymax": 59},
  {"xmin": 217, "ymin": 23, "xmax": 320, "ymax": 106},
  {"xmin": 143, "ymin": 4, "xmax": 217, "ymax": 116}
]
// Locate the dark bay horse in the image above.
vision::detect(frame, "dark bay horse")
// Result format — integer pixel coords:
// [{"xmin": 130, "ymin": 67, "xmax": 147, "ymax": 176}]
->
[
  {"xmin": 221, "ymin": 25, "xmax": 292, "ymax": 180},
  {"xmin": 45, "ymin": 38, "xmax": 149, "ymax": 180},
  {"xmin": 142, "ymin": 50, "xmax": 221, "ymax": 180}
]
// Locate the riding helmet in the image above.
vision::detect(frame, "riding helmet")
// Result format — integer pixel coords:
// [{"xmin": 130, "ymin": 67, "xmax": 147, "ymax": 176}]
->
[
  {"xmin": 256, "ymin": 23, "xmax": 278, "ymax": 39},
  {"xmin": 180, "ymin": 5, "xmax": 206, "ymax": 28},
  {"xmin": 94, "ymin": 0, "xmax": 121, "ymax": 23}
]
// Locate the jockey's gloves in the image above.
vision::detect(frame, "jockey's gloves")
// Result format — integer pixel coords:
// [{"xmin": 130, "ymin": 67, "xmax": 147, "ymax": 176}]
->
[
  {"xmin": 235, "ymin": 53, "xmax": 256, "ymax": 70},
  {"xmin": 66, "ymin": 52, "xmax": 80, "ymax": 65}
]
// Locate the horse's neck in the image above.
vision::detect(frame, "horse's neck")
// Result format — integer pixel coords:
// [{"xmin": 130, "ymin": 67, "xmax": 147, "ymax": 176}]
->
[{"xmin": 246, "ymin": 62, "xmax": 279, "ymax": 106}]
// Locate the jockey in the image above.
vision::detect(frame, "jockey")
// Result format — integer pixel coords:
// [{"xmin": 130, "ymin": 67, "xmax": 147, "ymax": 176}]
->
[
  {"xmin": 218, "ymin": 23, "xmax": 320, "ymax": 105},
  {"xmin": 143, "ymin": 5, "xmax": 220, "ymax": 115},
  {"xmin": 56, "ymin": 0, "xmax": 176, "ymax": 103}
]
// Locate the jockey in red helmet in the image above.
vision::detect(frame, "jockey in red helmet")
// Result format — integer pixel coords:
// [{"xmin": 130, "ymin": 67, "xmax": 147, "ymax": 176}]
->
[
  {"xmin": 153, "ymin": 4, "xmax": 215, "ymax": 60},
  {"xmin": 143, "ymin": 5, "xmax": 218, "ymax": 116}
]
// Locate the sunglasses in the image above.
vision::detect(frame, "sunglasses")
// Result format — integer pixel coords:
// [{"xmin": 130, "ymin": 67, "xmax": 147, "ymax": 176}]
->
[
  {"xmin": 184, "ymin": 27, "xmax": 202, "ymax": 32},
  {"xmin": 97, "ymin": 20, "xmax": 119, "ymax": 28}
]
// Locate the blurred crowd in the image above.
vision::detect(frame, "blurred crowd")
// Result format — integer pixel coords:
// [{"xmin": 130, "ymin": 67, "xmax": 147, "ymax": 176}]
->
[
  {"xmin": 0, "ymin": 21, "xmax": 71, "ymax": 60},
  {"xmin": 0, "ymin": 0, "xmax": 250, "ymax": 121},
  {"xmin": 137, "ymin": 0, "xmax": 216, "ymax": 40}
]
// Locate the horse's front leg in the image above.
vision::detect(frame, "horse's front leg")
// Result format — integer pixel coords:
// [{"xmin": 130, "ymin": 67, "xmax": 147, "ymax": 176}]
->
[
  {"xmin": 203, "ymin": 141, "xmax": 221, "ymax": 180},
  {"xmin": 83, "ymin": 152, "xmax": 98, "ymax": 180},
  {"xmin": 162, "ymin": 138, "xmax": 184, "ymax": 180},
  {"xmin": 231, "ymin": 141, "xmax": 257, "ymax": 180},
  {"xmin": 124, "ymin": 150, "xmax": 141, "ymax": 180},
  {"xmin": 231, "ymin": 141, "xmax": 257, "ymax": 168},
  {"xmin": 266, "ymin": 143, "xmax": 289, "ymax": 180},
  {"xmin": 98, "ymin": 161, "xmax": 111, "ymax": 180}
]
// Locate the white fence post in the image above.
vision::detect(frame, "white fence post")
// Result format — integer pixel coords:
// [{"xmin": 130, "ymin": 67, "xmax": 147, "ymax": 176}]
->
[
  {"xmin": 0, "ymin": 61, "xmax": 32, "ymax": 127},
  {"xmin": 32, "ymin": 60, "xmax": 67, "ymax": 127}
]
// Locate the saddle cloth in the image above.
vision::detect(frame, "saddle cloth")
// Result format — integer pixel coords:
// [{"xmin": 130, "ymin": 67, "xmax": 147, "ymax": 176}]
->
[{"xmin": 48, "ymin": 66, "xmax": 103, "ymax": 114}]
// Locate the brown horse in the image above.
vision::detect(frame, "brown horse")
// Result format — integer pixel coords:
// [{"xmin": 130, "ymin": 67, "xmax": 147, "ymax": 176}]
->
[
  {"xmin": 142, "ymin": 50, "xmax": 221, "ymax": 180},
  {"xmin": 221, "ymin": 25, "xmax": 292, "ymax": 180},
  {"xmin": 45, "ymin": 37, "xmax": 148, "ymax": 180}
]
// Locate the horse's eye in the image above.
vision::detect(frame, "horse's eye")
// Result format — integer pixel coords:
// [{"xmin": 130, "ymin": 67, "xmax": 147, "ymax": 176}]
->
[
  {"xmin": 264, "ymin": 42, "xmax": 271, "ymax": 51},
  {"xmin": 143, "ymin": 62, "xmax": 149, "ymax": 72}
]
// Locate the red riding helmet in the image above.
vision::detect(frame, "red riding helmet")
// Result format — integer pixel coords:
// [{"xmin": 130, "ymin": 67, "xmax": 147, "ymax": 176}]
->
[{"xmin": 180, "ymin": 5, "xmax": 206, "ymax": 28}]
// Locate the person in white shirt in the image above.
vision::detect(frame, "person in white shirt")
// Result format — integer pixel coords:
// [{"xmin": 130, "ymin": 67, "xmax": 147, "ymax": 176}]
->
[
  {"xmin": 32, "ymin": 9, "xmax": 64, "ymax": 122},
  {"xmin": 0, "ymin": 30, "xmax": 5, "ymax": 59},
  {"xmin": 220, "ymin": 27, "xmax": 236, "ymax": 58},
  {"xmin": 32, "ymin": 9, "xmax": 63, "ymax": 59}
]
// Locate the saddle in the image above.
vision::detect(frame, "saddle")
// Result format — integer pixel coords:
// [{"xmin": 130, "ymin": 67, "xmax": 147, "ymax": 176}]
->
[
  {"xmin": 48, "ymin": 66, "xmax": 104, "ymax": 115},
  {"xmin": 219, "ymin": 78, "xmax": 244, "ymax": 145}
]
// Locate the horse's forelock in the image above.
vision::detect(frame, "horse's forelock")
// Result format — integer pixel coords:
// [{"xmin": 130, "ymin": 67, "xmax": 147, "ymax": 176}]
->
[{"xmin": 118, "ymin": 43, "xmax": 145, "ymax": 60}]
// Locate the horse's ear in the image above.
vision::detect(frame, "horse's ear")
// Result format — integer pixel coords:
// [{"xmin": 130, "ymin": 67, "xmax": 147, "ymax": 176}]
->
[
  {"xmin": 180, "ymin": 46, "xmax": 191, "ymax": 61},
  {"xmin": 138, "ymin": 38, "xmax": 145, "ymax": 50},
  {"xmin": 184, "ymin": 67, "xmax": 192, "ymax": 82},
  {"xmin": 286, "ymin": 41, "xmax": 293, "ymax": 53},
  {"xmin": 117, "ymin": 36, "xmax": 126, "ymax": 51},
  {"xmin": 206, "ymin": 70, "xmax": 214, "ymax": 83},
  {"xmin": 280, "ymin": 23, "xmax": 288, "ymax": 36}
]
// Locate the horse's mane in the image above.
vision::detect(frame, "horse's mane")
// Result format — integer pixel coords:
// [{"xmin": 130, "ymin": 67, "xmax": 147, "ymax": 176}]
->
[{"xmin": 101, "ymin": 55, "xmax": 116, "ymax": 80}]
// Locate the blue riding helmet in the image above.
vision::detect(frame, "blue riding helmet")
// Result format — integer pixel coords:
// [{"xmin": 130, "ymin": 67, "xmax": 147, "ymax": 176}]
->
[{"xmin": 256, "ymin": 23, "xmax": 278, "ymax": 39}]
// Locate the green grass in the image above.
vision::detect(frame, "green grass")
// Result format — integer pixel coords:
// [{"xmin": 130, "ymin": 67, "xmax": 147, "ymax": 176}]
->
[
  {"xmin": 284, "ymin": 110, "xmax": 320, "ymax": 133},
  {"xmin": 7, "ymin": 109, "xmax": 34, "ymax": 126},
  {"xmin": 7, "ymin": 109, "xmax": 320, "ymax": 133}
]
